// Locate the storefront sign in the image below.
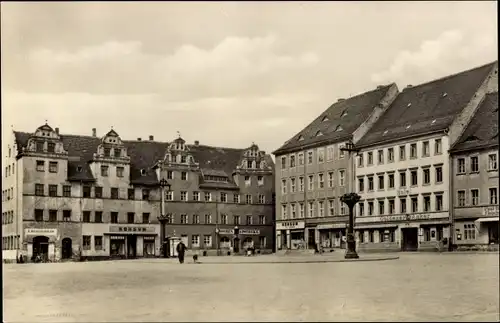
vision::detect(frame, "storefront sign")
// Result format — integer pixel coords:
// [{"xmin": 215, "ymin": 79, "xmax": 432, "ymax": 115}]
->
[
  {"xmin": 109, "ymin": 226, "xmax": 156, "ymax": 234},
  {"xmin": 218, "ymin": 228, "xmax": 260, "ymax": 235},
  {"xmin": 25, "ymin": 228, "xmax": 57, "ymax": 236},
  {"xmin": 316, "ymin": 223, "xmax": 347, "ymax": 230},
  {"xmin": 218, "ymin": 228, "xmax": 234, "ymax": 235},
  {"xmin": 110, "ymin": 236, "xmax": 125, "ymax": 240},
  {"xmin": 276, "ymin": 221, "xmax": 305, "ymax": 230},
  {"xmin": 356, "ymin": 212, "xmax": 447, "ymax": 224},
  {"xmin": 143, "ymin": 236, "xmax": 155, "ymax": 241},
  {"xmin": 482, "ymin": 206, "xmax": 499, "ymax": 217}
]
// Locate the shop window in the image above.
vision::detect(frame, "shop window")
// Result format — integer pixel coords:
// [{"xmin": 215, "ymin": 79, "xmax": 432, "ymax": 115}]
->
[
  {"xmin": 359, "ymin": 230, "xmax": 365, "ymax": 243},
  {"xmin": 464, "ymin": 224, "xmax": 476, "ymax": 240},
  {"xmin": 423, "ymin": 227, "xmax": 431, "ymax": 241},
  {"xmin": 82, "ymin": 236, "xmax": 91, "ymax": 250},
  {"xmin": 368, "ymin": 230, "xmax": 374, "ymax": 243},
  {"xmin": 95, "ymin": 236, "xmax": 103, "ymax": 250}
]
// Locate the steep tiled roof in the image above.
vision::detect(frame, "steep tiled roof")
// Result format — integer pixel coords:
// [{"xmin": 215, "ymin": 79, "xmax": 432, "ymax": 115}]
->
[
  {"xmin": 450, "ymin": 92, "xmax": 499, "ymax": 153},
  {"xmin": 13, "ymin": 132, "xmax": 274, "ymax": 186},
  {"xmin": 273, "ymin": 84, "xmax": 395, "ymax": 155},
  {"xmin": 357, "ymin": 61, "xmax": 497, "ymax": 148}
]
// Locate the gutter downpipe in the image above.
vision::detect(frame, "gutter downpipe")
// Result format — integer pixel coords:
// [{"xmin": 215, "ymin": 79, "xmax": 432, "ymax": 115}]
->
[
  {"xmin": 448, "ymin": 150, "xmax": 455, "ymax": 252},
  {"xmin": 303, "ymin": 149, "xmax": 307, "ymax": 250}
]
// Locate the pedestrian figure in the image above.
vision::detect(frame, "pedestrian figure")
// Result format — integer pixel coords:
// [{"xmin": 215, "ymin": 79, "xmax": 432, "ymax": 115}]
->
[{"xmin": 176, "ymin": 240, "xmax": 187, "ymax": 264}]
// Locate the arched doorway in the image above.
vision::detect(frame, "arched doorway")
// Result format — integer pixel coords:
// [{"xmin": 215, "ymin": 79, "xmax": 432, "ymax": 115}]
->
[
  {"xmin": 32, "ymin": 236, "xmax": 49, "ymax": 261},
  {"xmin": 62, "ymin": 238, "xmax": 72, "ymax": 259}
]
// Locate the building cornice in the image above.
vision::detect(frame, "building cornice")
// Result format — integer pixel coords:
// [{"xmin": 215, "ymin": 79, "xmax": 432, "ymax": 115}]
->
[
  {"xmin": 356, "ymin": 129, "xmax": 447, "ymax": 150},
  {"xmin": 273, "ymin": 135, "xmax": 352, "ymax": 156}
]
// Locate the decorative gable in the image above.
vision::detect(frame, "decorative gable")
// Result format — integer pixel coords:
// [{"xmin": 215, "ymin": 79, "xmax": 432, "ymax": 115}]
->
[
  {"xmin": 163, "ymin": 134, "xmax": 197, "ymax": 166},
  {"xmin": 93, "ymin": 128, "xmax": 130, "ymax": 162},
  {"xmin": 236, "ymin": 143, "xmax": 272, "ymax": 171},
  {"xmin": 24, "ymin": 123, "xmax": 68, "ymax": 156}
]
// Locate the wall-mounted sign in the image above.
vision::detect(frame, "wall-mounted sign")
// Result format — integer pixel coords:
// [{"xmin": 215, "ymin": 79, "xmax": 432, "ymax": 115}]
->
[
  {"xmin": 316, "ymin": 223, "xmax": 346, "ymax": 230},
  {"xmin": 276, "ymin": 221, "xmax": 305, "ymax": 230},
  {"xmin": 483, "ymin": 206, "xmax": 499, "ymax": 217},
  {"xmin": 218, "ymin": 228, "xmax": 261, "ymax": 235},
  {"xmin": 356, "ymin": 212, "xmax": 447, "ymax": 224},
  {"xmin": 109, "ymin": 226, "xmax": 157, "ymax": 234},
  {"xmin": 25, "ymin": 228, "xmax": 57, "ymax": 236}
]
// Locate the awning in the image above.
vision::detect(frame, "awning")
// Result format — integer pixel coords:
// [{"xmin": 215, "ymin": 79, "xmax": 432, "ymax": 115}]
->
[{"xmin": 475, "ymin": 217, "xmax": 499, "ymax": 223}]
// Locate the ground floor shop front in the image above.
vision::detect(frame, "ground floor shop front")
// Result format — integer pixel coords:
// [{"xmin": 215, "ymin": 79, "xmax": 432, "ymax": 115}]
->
[
  {"xmin": 453, "ymin": 206, "xmax": 499, "ymax": 250},
  {"xmin": 275, "ymin": 220, "xmax": 347, "ymax": 251},
  {"xmin": 21, "ymin": 225, "xmax": 82, "ymax": 262}
]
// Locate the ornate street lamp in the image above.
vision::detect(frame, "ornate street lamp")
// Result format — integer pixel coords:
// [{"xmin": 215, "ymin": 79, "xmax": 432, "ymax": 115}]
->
[
  {"xmin": 158, "ymin": 178, "xmax": 171, "ymax": 258},
  {"xmin": 340, "ymin": 140, "xmax": 361, "ymax": 259}
]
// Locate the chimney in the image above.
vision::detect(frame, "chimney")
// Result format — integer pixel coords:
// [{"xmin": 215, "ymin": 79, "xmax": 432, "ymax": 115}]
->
[
  {"xmin": 137, "ymin": 137, "xmax": 142, "ymax": 141},
  {"xmin": 55, "ymin": 127, "xmax": 59, "ymax": 134},
  {"xmin": 194, "ymin": 140, "xmax": 199, "ymax": 146},
  {"xmin": 337, "ymin": 98, "xmax": 345, "ymax": 102},
  {"xmin": 149, "ymin": 135, "xmax": 154, "ymax": 141},
  {"xmin": 377, "ymin": 85, "xmax": 384, "ymax": 89},
  {"xmin": 92, "ymin": 128, "xmax": 96, "ymax": 137},
  {"xmin": 406, "ymin": 84, "xmax": 413, "ymax": 89}
]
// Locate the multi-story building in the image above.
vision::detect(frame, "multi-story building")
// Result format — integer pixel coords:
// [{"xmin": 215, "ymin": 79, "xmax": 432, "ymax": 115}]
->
[
  {"xmin": 273, "ymin": 83, "xmax": 399, "ymax": 251},
  {"xmin": 2, "ymin": 124, "xmax": 275, "ymax": 262},
  {"xmin": 449, "ymin": 92, "xmax": 498, "ymax": 250},
  {"xmin": 354, "ymin": 61, "xmax": 497, "ymax": 252}
]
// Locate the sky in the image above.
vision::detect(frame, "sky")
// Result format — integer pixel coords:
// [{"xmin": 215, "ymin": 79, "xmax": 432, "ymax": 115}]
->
[{"xmin": 1, "ymin": 1, "xmax": 497, "ymax": 160}]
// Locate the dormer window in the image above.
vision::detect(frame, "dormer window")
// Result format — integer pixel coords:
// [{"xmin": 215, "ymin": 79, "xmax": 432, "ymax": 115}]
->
[
  {"xmin": 431, "ymin": 119, "xmax": 436, "ymax": 124},
  {"xmin": 47, "ymin": 142, "xmax": 55, "ymax": 153},
  {"xmin": 36, "ymin": 141, "xmax": 44, "ymax": 152},
  {"xmin": 335, "ymin": 126, "xmax": 343, "ymax": 132},
  {"xmin": 298, "ymin": 135, "xmax": 304, "ymax": 141},
  {"xmin": 77, "ymin": 166, "xmax": 83, "ymax": 173},
  {"xmin": 114, "ymin": 148, "xmax": 121, "ymax": 158},
  {"xmin": 256, "ymin": 161, "xmax": 261, "ymax": 169},
  {"xmin": 383, "ymin": 130, "xmax": 388, "ymax": 136},
  {"xmin": 247, "ymin": 160, "xmax": 253, "ymax": 168},
  {"xmin": 322, "ymin": 116, "xmax": 329, "ymax": 122},
  {"xmin": 341, "ymin": 111, "xmax": 348, "ymax": 118},
  {"xmin": 315, "ymin": 131, "xmax": 323, "ymax": 137},
  {"xmin": 181, "ymin": 155, "xmax": 187, "ymax": 163},
  {"xmin": 140, "ymin": 169, "xmax": 146, "ymax": 176},
  {"xmin": 104, "ymin": 148, "xmax": 111, "ymax": 157},
  {"xmin": 406, "ymin": 125, "xmax": 411, "ymax": 129}
]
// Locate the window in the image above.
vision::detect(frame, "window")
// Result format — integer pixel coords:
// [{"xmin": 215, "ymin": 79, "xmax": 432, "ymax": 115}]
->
[
  {"xmin": 291, "ymin": 178, "xmax": 296, "ymax": 192},
  {"xmin": 190, "ymin": 191, "xmax": 198, "ymax": 201},
  {"xmin": 101, "ymin": 165, "xmax": 109, "ymax": 177},
  {"xmin": 422, "ymin": 141, "xmax": 430, "ymax": 157},
  {"xmin": 49, "ymin": 210, "xmax": 57, "ymax": 222},
  {"xmin": 95, "ymin": 186, "xmax": 103, "ymax": 198},
  {"xmin": 326, "ymin": 146, "xmax": 334, "ymax": 161},
  {"xmin": 457, "ymin": 158, "xmax": 466, "ymax": 174},
  {"xmin": 234, "ymin": 215, "xmax": 240, "ymax": 225},
  {"xmin": 328, "ymin": 172, "xmax": 334, "ymax": 188},
  {"xmin": 489, "ymin": 154, "xmax": 498, "ymax": 170},
  {"xmin": 259, "ymin": 215, "xmax": 266, "ymax": 224},
  {"xmin": 457, "ymin": 190, "xmax": 466, "ymax": 206},
  {"xmin": 434, "ymin": 139, "xmax": 442, "ymax": 155},
  {"xmin": 358, "ymin": 154, "xmax": 364, "ymax": 167},
  {"xmin": 307, "ymin": 151, "xmax": 313, "ymax": 164},
  {"xmin": 204, "ymin": 192, "xmax": 211, "ymax": 202},
  {"xmin": 490, "ymin": 188, "xmax": 498, "ymax": 205},
  {"xmin": 180, "ymin": 214, "xmax": 188, "ymax": 224},
  {"xmin": 387, "ymin": 148, "xmax": 394, "ymax": 162},
  {"xmin": 113, "ymin": 148, "xmax": 121, "ymax": 158},
  {"xmin": 246, "ymin": 194, "xmax": 252, "ymax": 204},
  {"xmin": 378, "ymin": 150, "xmax": 384, "ymax": 164},
  {"xmin": 180, "ymin": 191, "xmax": 187, "ymax": 201},
  {"xmin": 63, "ymin": 210, "xmax": 71, "ymax": 222},
  {"xmin": 281, "ymin": 156, "xmax": 287, "ymax": 169},
  {"xmin": 281, "ymin": 205, "xmax": 288, "ymax": 219},
  {"xmin": 308, "ymin": 201, "xmax": 315, "ymax": 217},
  {"xmin": 111, "ymin": 212, "xmax": 118, "ymax": 223},
  {"xmin": 423, "ymin": 196, "xmax": 431, "ymax": 212},
  {"xmin": 128, "ymin": 188, "xmax": 135, "ymax": 200},
  {"xmin": 296, "ymin": 176, "xmax": 303, "ymax": 192},
  {"xmin": 410, "ymin": 170, "xmax": 418, "ymax": 186},
  {"xmin": 204, "ymin": 214, "xmax": 212, "ymax": 224},
  {"xmin": 368, "ymin": 201, "xmax": 374, "ymax": 215},
  {"xmin": 36, "ymin": 160, "xmax": 45, "ymax": 172},
  {"xmin": 368, "ymin": 231, "xmax": 374, "ymax": 243},
  {"xmin": 94, "ymin": 236, "xmax": 103, "ymax": 250},
  {"xmin": 191, "ymin": 235, "xmax": 200, "ymax": 247},
  {"xmin": 94, "ymin": 211, "xmax": 103, "ymax": 223},
  {"xmin": 410, "ymin": 144, "xmax": 417, "ymax": 158},
  {"xmin": 328, "ymin": 200, "xmax": 335, "ymax": 216},
  {"xmin": 435, "ymin": 194, "xmax": 443, "ymax": 211},
  {"xmin": 233, "ymin": 194, "xmax": 240, "ymax": 203},
  {"xmin": 318, "ymin": 201, "xmax": 324, "ymax": 217},
  {"xmin": 339, "ymin": 170, "xmax": 345, "ymax": 187},
  {"xmin": 423, "ymin": 227, "xmax": 431, "ymax": 241},
  {"xmin": 142, "ymin": 213, "xmax": 150, "ymax": 224},
  {"xmin": 317, "ymin": 148, "xmax": 325, "ymax": 163},
  {"xmin": 181, "ymin": 156, "xmax": 187, "ymax": 164},
  {"xmin": 167, "ymin": 171, "xmax": 173, "ymax": 179},
  {"xmin": 49, "ymin": 184, "xmax": 58, "ymax": 197},
  {"xmin": 244, "ymin": 176, "xmax": 251, "ymax": 186},
  {"xmin": 318, "ymin": 173, "xmax": 324, "ymax": 189},
  {"xmin": 257, "ymin": 176, "xmax": 264, "ymax": 185},
  {"xmin": 47, "ymin": 142, "xmax": 55, "ymax": 153},
  {"xmin": 308, "ymin": 175, "xmax": 314, "ymax": 190},
  {"xmin": 220, "ymin": 192, "xmax": 227, "ymax": 203},
  {"xmin": 411, "ymin": 197, "xmax": 418, "ymax": 213},
  {"xmin": 35, "ymin": 184, "xmax": 44, "ymax": 196},
  {"xmin": 423, "ymin": 168, "xmax": 430, "ymax": 185},
  {"xmin": 63, "ymin": 186, "xmax": 71, "ymax": 197},
  {"xmin": 82, "ymin": 236, "xmax": 91, "ymax": 250},
  {"xmin": 127, "ymin": 212, "xmax": 135, "ymax": 224},
  {"xmin": 464, "ymin": 224, "xmax": 476, "ymax": 240},
  {"xmin": 359, "ymin": 231, "xmax": 365, "ymax": 243},
  {"xmin": 400, "ymin": 198, "xmax": 407, "ymax": 213},
  {"xmin": 368, "ymin": 176, "xmax": 374, "ymax": 191},
  {"xmin": 339, "ymin": 144, "xmax": 345, "ymax": 158},
  {"xmin": 36, "ymin": 141, "xmax": 44, "ymax": 152},
  {"xmin": 298, "ymin": 153, "xmax": 305, "ymax": 165},
  {"xmin": 290, "ymin": 155, "xmax": 296, "ymax": 167},
  {"xmin": 246, "ymin": 215, "xmax": 253, "ymax": 225},
  {"xmin": 258, "ymin": 195, "xmax": 265, "ymax": 204},
  {"xmin": 378, "ymin": 175, "xmax": 384, "ymax": 190},
  {"xmin": 471, "ymin": 189, "xmax": 479, "ymax": 206},
  {"xmin": 116, "ymin": 167, "xmax": 124, "ymax": 177},
  {"xmin": 259, "ymin": 236, "xmax": 267, "ymax": 248},
  {"xmin": 400, "ymin": 172, "xmax": 407, "ymax": 187},
  {"xmin": 83, "ymin": 211, "xmax": 91, "ymax": 222},
  {"xmin": 388, "ymin": 199, "xmax": 395, "ymax": 214},
  {"xmin": 204, "ymin": 235, "xmax": 212, "ymax": 247},
  {"xmin": 49, "ymin": 161, "xmax": 58, "ymax": 173},
  {"xmin": 181, "ymin": 172, "xmax": 188, "ymax": 180},
  {"xmin": 104, "ymin": 148, "xmax": 111, "ymax": 157},
  {"xmin": 367, "ymin": 152, "xmax": 373, "ymax": 165},
  {"xmin": 399, "ymin": 146, "xmax": 406, "ymax": 161},
  {"xmin": 339, "ymin": 200, "xmax": 346, "ymax": 215},
  {"xmin": 110, "ymin": 187, "xmax": 119, "ymax": 199},
  {"xmin": 434, "ymin": 166, "xmax": 443, "ymax": 183},
  {"xmin": 358, "ymin": 202, "xmax": 364, "ymax": 216},
  {"xmin": 470, "ymin": 156, "xmax": 479, "ymax": 172},
  {"xmin": 378, "ymin": 200, "xmax": 385, "ymax": 215},
  {"xmin": 358, "ymin": 178, "xmax": 364, "ymax": 192},
  {"xmin": 282, "ymin": 179, "xmax": 287, "ymax": 194},
  {"xmin": 388, "ymin": 173, "xmax": 395, "ymax": 189},
  {"xmin": 35, "ymin": 209, "xmax": 44, "ymax": 221}
]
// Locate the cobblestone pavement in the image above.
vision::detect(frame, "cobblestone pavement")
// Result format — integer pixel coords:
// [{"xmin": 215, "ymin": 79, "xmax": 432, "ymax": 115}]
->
[{"xmin": 3, "ymin": 253, "xmax": 499, "ymax": 322}]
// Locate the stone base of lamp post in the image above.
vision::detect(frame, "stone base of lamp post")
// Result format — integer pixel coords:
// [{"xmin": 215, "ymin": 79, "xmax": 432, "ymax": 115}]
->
[{"xmin": 344, "ymin": 233, "xmax": 359, "ymax": 259}]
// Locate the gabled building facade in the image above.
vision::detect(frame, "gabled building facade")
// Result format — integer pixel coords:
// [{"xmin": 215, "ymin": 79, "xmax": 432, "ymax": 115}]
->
[
  {"xmin": 449, "ymin": 92, "xmax": 499, "ymax": 250},
  {"xmin": 272, "ymin": 83, "xmax": 399, "ymax": 251},
  {"xmin": 2, "ymin": 125, "xmax": 275, "ymax": 262},
  {"xmin": 354, "ymin": 61, "xmax": 498, "ymax": 252}
]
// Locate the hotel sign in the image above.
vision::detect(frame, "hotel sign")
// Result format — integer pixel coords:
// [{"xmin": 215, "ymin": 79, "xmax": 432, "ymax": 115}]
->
[
  {"xmin": 356, "ymin": 212, "xmax": 448, "ymax": 224},
  {"xmin": 482, "ymin": 206, "xmax": 499, "ymax": 217},
  {"xmin": 316, "ymin": 223, "xmax": 347, "ymax": 230},
  {"xmin": 25, "ymin": 228, "xmax": 57, "ymax": 236},
  {"xmin": 109, "ymin": 226, "xmax": 156, "ymax": 234},
  {"xmin": 276, "ymin": 221, "xmax": 305, "ymax": 230}
]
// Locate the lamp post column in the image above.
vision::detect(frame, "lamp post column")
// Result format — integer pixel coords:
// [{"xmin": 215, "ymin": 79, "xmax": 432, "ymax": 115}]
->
[{"xmin": 341, "ymin": 192, "xmax": 361, "ymax": 259}]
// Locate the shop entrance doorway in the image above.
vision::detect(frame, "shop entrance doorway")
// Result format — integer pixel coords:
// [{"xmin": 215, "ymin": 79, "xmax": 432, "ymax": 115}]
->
[{"xmin": 401, "ymin": 227, "xmax": 419, "ymax": 251}]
